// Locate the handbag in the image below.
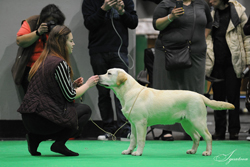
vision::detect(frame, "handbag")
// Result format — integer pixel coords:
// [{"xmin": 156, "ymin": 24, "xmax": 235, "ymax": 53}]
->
[
  {"xmin": 162, "ymin": 42, "xmax": 192, "ymax": 71},
  {"xmin": 160, "ymin": 3, "xmax": 196, "ymax": 71}
]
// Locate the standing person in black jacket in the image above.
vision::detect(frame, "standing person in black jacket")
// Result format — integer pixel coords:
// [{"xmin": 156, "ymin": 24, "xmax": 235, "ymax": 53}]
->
[
  {"xmin": 82, "ymin": 0, "xmax": 138, "ymax": 141},
  {"xmin": 18, "ymin": 25, "xmax": 99, "ymax": 156},
  {"xmin": 243, "ymin": 16, "xmax": 250, "ymax": 141}
]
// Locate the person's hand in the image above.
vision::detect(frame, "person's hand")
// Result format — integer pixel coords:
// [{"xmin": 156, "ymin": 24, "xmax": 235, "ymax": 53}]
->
[
  {"xmin": 73, "ymin": 77, "xmax": 84, "ymax": 88},
  {"xmin": 170, "ymin": 7, "xmax": 184, "ymax": 19},
  {"xmin": 101, "ymin": 0, "xmax": 117, "ymax": 11},
  {"xmin": 114, "ymin": 0, "xmax": 125, "ymax": 15},
  {"xmin": 37, "ymin": 23, "xmax": 48, "ymax": 35},
  {"xmin": 85, "ymin": 75, "xmax": 99, "ymax": 88}
]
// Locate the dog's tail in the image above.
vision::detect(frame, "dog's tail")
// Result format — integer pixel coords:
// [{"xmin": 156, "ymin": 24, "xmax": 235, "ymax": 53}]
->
[{"xmin": 201, "ymin": 95, "xmax": 235, "ymax": 110}]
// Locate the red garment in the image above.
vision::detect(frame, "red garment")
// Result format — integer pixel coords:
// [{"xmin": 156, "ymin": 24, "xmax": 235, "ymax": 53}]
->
[{"xmin": 17, "ymin": 21, "xmax": 48, "ymax": 67}]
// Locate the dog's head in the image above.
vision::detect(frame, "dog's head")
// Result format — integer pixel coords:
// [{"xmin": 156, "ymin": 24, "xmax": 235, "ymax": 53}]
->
[{"xmin": 98, "ymin": 68, "xmax": 127, "ymax": 88}]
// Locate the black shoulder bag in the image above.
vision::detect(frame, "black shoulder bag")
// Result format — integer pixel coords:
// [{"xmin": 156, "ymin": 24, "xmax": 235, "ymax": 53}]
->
[{"xmin": 159, "ymin": 4, "xmax": 196, "ymax": 71}]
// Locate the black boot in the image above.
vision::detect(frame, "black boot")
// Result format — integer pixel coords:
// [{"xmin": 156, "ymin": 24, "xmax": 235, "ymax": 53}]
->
[
  {"xmin": 154, "ymin": 130, "xmax": 174, "ymax": 141},
  {"xmin": 212, "ymin": 132, "xmax": 225, "ymax": 140},
  {"xmin": 50, "ymin": 141, "xmax": 79, "ymax": 156},
  {"xmin": 26, "ymin": 133, "xmax": 43, "ymax": 156}
]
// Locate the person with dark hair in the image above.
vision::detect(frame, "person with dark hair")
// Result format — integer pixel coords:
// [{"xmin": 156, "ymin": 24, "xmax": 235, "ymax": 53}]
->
[
  {"xmin": 18, "ymin": 25, "xmax": 99, "ymax": 156},
  {"xmin": 243, "ymin": 14, "xmax": 250, "ymax": 141},
  {"xmin": 16, "ymin": 4, "xmax": 66, "ymax": 93},
  {"xmin": 152, "ymin": 0, "xmax": 212, "ymax": 141},
  {"xmin": 82, "ymin": 0, "xmax": 138, "ymax": 141},
  {"xmin": 206, "ymin": 0, "xmax": 250, "ymax": 140}
]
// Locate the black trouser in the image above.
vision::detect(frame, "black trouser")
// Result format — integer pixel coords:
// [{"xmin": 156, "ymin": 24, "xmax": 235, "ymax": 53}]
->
[
  {"xmin": 211, "ymin": 64, "xmax": 241, "ymax": 135},
  {"xmin": 90, "ymin": 52, "xmax": 130, "ymax": 134},
  {"xmin": 22, "ymin": 103, "xmax": 92, "ymax": 142}
]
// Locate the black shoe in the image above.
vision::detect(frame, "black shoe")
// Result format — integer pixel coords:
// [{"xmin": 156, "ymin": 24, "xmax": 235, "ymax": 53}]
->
[
  {"xmin": 26, "ymin": 133, "xmax": 42, "ymax": 156},
  {"xmin": 229, "ymin": 133, "xmax": 239, "ymax": 140},
  {"xmin": 162, "ymin": 134, "xmax": 174, "ymax": 141},
  {"xmin": 51, "ymin": 142, "xmax": 79, "ymax": 156},
  {"xmin": 212, "ymin": 133, "xmax": 225, "ymax": 140},
  {"xmin": 155, "ymin": 132, "xmax": 174, "ymax": 141}
]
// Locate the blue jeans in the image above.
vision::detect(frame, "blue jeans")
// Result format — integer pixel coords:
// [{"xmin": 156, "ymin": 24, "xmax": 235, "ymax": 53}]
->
[{"xmin": 90, "ymin": 52, "xmax": 130, "ymax": 135}]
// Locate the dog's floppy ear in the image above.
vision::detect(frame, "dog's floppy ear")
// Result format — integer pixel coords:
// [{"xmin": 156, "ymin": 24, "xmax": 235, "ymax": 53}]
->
[{"xmin": 116, "ymin": 71, "xmax": 127, "ymax": 86}]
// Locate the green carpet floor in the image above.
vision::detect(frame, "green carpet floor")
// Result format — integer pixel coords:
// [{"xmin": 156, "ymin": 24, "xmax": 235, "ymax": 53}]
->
[{"xmin": 0, "ymin": 140, "xmax": 249, "ymax": 167}]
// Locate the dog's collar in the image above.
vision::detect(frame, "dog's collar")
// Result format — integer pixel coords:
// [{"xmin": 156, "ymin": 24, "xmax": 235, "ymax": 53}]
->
[{"xmin": 89, "ymin": 86, "xmax": 146, "ymax": 141}]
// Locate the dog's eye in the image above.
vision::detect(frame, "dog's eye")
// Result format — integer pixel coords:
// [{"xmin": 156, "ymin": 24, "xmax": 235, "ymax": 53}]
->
[{"xmin": 108, "ymin": 73, "xmax": 112, "ymax": 75}]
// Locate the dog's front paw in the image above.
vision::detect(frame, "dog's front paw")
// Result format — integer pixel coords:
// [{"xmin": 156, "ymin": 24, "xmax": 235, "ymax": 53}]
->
[
  {"xmin": 131, "ymin": 151, "xmax": 142, "ymax": 156},
  {"xmin": 202, "ymin": 151, "xmax": 211, "ymax": 156},
  {"xmin": 122, "ymin": 150, "xmax": 132, "ymax": 155},
  {"xmin": 186, "ymin": 149, "xmax": 196, "ymax": 154}
]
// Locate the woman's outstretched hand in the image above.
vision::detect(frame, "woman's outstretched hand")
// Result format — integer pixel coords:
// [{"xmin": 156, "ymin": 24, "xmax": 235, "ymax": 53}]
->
[{"xmin": 85, "ymin": 75, "xmax": 99, "ymax": 88}]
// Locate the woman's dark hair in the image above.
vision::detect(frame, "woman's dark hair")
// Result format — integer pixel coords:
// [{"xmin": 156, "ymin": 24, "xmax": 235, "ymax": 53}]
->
[
  {"xmin": 39, "ymin": 4, "xmax": 65, "ymax": 25},
  {"xmin": 37, "ymin": 4, "xmax": 66, "ymax": 47}
]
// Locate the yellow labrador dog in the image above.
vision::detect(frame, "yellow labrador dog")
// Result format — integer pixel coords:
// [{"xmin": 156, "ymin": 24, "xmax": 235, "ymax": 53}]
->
[{"xmin": 98, "ymin": 68, "xmax": 234, "ymax": 156}]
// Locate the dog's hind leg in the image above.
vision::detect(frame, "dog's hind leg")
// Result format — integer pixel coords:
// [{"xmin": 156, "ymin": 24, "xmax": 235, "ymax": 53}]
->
[
  {"xmin": 200, "ymin": 128, "xmax": 212, "ymax": 156},
  {"xmin": 189, "ymin": 121, "xmax": 212, "ymax": 156},
  {"xmin": 181, "ymin": 121, "xmax": 200, "ymax": 154},
  {"xmin": 122, "ymin": 123, "xmax": 137, "ymax": 155},
  {"xmin": 131, "ymin": 119, "xmax": 147, "ymax": 156}
]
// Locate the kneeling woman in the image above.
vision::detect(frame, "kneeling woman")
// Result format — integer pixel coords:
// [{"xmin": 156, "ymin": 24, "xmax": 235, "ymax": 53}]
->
[{"xmin": 18, "ymin": 25, "xmax": 99, "ymax": 156}]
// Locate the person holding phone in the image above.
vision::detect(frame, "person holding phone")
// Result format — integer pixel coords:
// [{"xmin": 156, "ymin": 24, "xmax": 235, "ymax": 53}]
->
[
  {"xmin": 243, "ymin": 15, "xmax": 250, "ymax": 141},
  {"xmin": 82, "ymin": 0, "xmax": 138, "ymax": 141},
  {"xmin": 152, "ymin": 0, "xmax": 212, "ymax": 141},
  {"xmin": 206, "ymin": 0, "xmax": 250, "ymax": 140}
]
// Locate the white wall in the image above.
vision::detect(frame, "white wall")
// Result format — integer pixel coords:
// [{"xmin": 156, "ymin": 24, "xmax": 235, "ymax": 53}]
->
[{"xmin": 0, "ymin": 0, "xmax": 136, "ymax": 120}]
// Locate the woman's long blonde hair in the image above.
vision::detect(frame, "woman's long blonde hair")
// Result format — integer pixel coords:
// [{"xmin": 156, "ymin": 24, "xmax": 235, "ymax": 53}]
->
[{"xmin": 29, "ymin": 25, "xmax": 73, "ymax": 81}]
